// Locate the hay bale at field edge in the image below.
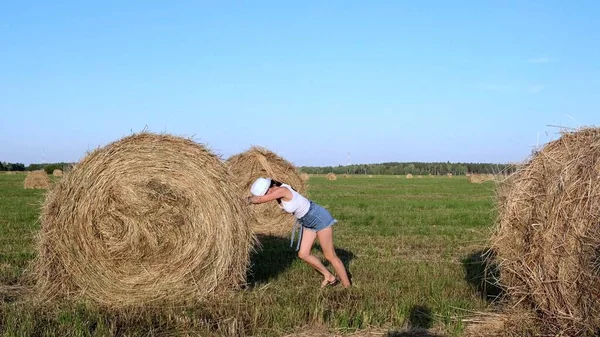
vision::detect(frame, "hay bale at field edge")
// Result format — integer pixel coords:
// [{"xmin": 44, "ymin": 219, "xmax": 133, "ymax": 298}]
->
[
  {"xmin": 32, "ymin": 132, "xmax": 255, "ymax": 307},
  {"xmin": 327, "ymin": 173, "xmax": 337, "ymax": 181},
  {"xmin": 226, "ymin": 146, "xmax": 306, "ymax": 237},
  {"xmin": 489, "ymin": 127, "xmax": 600, "ymax": 334},
  {"xmin": 52, "ymin": 169, "xmax": 63, "ymax": 177},
  {"xmin": 24, "ymin": 170, "xmax": 50, "ymax": 189}
]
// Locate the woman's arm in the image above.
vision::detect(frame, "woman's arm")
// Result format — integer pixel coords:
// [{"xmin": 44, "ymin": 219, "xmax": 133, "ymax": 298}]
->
[{"xmin": 249, "ymin": 187, "xmax": 291, "ymax": 204}]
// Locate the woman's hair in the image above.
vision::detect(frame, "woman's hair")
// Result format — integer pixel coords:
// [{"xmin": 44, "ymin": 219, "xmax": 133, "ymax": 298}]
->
[
  {"xmin": 270, "ymin": 179, "xmax": 296, "ymax": 193},
  {"xmin": 270, "ymin": 179, "xmax": 283, "ymax": 188}
]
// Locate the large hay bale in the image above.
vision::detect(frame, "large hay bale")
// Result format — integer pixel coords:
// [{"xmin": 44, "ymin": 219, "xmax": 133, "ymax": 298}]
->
[
  {"xmin": 52, "ymin": 169, "xmax": 63, "ymax": 177},
  {"xmin": 327, "ymin": 173, "xmax": 337, "ymax": 181},
  {"xmin": 490, "ymin": 127, "xmax": 600, "ymax": 334},
  {"xmin": 24, "ymin": 170, "xmax": 50, "ymax": 189},
  {"xmin": 226, "ymin": 146, "xmax": 306, "ymax": 237},
  {"xmin": 32, "ymin": 133, "xmax": 254, "ymax": 307}
]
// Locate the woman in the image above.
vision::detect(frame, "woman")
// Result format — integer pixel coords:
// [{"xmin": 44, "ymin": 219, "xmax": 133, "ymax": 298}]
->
[{"xmin": 249, "ymin": 177, "xmax": 351, "ymax": 288}]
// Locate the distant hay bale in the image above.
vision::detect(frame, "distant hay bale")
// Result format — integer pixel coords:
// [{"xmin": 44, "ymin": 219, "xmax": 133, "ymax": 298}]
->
[
  {"xmin": 368, "ymin": 175, "xmax": 373, "ymax": 178},
  {"xmin": 468, "ymin": 174, "xmax": 495, "ymax": 184},
  {"xmin": 32, "ymin": 133, "xmax": 254, "ymax": 307},
  {"xmin": 52, "ymin": 169, "xmax": 63, "ymax": 177},
  {"xmin": 489, "ymin": 127, "xmax": 600, "ymax": 334},
  {"xmin": 24, "ymin": 170, "xmax": 50, "ymax": 189},
  {"xmin": 327, "ymin": 173, "xmax": 337, "ymax": 181},
  {"xmin": 417, "ymin": 175, "xmax": 423, "ymax": 178},
  {"xmin": 344, "ymin": 174, "xmax": 350, "ymax": 178},
  {"xmin": 300, "ymin": 172, "xmax": 310, "ymax": 181},
  {"xmin": 447, "ymin": 173, "xmax": 453, "ymax": 178},
  {"xmin": 4, "ymin": 171, "xmax": 17, "ymax": 175},
  {"xmin": 226, "ymin": 146, "xmax": 306, "ymax": 237},
  {"xmin": 406, "ymin": 174, "xmax": 413, "ymax": 179}
]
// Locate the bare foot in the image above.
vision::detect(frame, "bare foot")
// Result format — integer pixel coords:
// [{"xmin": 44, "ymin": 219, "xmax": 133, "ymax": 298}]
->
[{"xmin": 320, "ymin": 275, "xmax": 338, "ymax": 288}]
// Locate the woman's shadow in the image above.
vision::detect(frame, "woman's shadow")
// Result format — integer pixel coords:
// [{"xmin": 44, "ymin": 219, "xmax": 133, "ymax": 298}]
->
[{"xmin": 247, "ymin": 234, "xmax": 355, "ymax": 286}]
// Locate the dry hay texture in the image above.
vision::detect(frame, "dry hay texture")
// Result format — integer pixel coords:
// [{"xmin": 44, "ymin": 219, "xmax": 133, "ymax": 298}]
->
[
  {"xmin": 52, "ymin": 169, "xmax": 63, "ymax": 177},
  {"xmin": 463, "ymin": 307, "xmax": 543, "ymax": 337},
  {"xmin": 490, "ymin": 127, "xmax": 600, "ymax": 335},
  {"xmin": 226, "ymin": 146, "xmax": 306, "ymax": 237},
  {"xmin": 406, "ymin": 174, "xmax": 413, "ymax": 179},
  {"xmin": 32, "ymin": 133, "xmax": 255, "ymax": 307},
  {"xmin": 300, "ymin": 172, "xmax": 310, "ymax": 181},
  {"xmin": 327, "ymin": 173, "xmax": 337, "ymax": 181},
  {"xmin": 24, "ymin": 170, "xmax": 50, "ymax": 189}
]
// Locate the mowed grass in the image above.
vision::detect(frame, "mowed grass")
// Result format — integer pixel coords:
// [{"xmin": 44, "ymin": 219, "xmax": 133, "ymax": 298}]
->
[{"xmin": 0, "ymin": 173, "xmax": 497, "ymax": 336}]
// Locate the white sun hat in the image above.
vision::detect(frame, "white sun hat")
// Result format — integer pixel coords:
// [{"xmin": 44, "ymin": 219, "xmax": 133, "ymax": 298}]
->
[{"xmin": 250, "ymin": 177, "xmax": 272, "ymax": 196}]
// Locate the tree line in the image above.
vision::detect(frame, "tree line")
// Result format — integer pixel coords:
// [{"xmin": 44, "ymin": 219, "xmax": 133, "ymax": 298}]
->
[
  {"xmin": 0, "ymin": 162, "xmax": 72, "ymax": 174},
  {"xmin": 2, "ymin": 160, "xmax": 516, "ymax": 176},
  {"xmin": 299, "ymin": 162, "xmax": 517, "ymax": 176}
]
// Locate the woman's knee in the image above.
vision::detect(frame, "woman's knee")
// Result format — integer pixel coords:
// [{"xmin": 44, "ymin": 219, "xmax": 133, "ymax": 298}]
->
[
  {"xmin": 323, "ymin": 251, "xmax": 338, "ymax": 262},
  {"xmin": 298, "ymin": 250, "xmax": 310, "ymax": 260}
]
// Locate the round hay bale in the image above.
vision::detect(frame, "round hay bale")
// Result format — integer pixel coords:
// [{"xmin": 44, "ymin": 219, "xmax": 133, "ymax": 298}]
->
[
  {"xmin": 327, "ymin": 173, "xmax": 337, "ymax": 181},
  {"xmin": 417, "ymin": 175, "xmax": 423, "ymax": 178},
  {"xmin": 490, "ymin": 128, "xmax": 600, "ymax": 334},
  {"xmin": 52, "ymin": 169, "xmax": 63, "ymax": 177},
  {"xmin": 32, "ymin": 133, "xmax": 254, "ymax": 307},
  {"xmin": 406, "ymin": 174, "xmax": 413, "ymax": 179},
  {"xmin": 470, "ymin": 174, "xmax": 496, "ymax": 184},
  {"xmin": 226, "ymin": 146, "xmax": 306, "ymax": 237},
  {"xmin": 24, "ymin": 170, "xmax": 50, "ymax": 189},
  {"xmin": 447, "ymin": 173, "xmax": 453, "ymax": 178},
  {"xmin": 300, "ymin": 172, "xmax": 310, "ymax": 181}
]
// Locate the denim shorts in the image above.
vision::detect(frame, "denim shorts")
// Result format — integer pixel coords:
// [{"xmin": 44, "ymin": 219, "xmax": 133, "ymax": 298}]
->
[{"xmin": 298, "ymin": 201, "xmax": 337, "ymax": 231}]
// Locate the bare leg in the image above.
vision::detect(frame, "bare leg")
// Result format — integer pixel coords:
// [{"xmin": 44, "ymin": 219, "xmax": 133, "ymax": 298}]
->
[
  {"xmin": 317, "ymin": 226, "xmax": 351, "ymax": 287},
  {"xmin": 297, "ymin": 228, "xmax": 336, "ymax": 285}
]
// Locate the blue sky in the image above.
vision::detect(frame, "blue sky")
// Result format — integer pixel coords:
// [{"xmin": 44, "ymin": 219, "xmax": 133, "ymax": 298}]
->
[{"xmin": 1, "ymin": 1, "xmax": 599, "ymax": 166}]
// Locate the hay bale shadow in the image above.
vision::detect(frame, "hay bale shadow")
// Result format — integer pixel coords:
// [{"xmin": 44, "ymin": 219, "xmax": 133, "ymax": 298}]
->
[
  {"xmin": 462, "ymin": 249, "xmax": 503, "ymax": 302},
  {"xmin": 248, "ymin": 235, "xmax": 298, "ymax": 285},
  {"xmin": 248, "ymin": 235, "xmax": 355, "ymax": 286}
]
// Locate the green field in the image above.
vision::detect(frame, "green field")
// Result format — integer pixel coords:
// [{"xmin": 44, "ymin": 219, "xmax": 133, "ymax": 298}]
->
[{"xmin": 0, "ymin": 174, "xmax": 498, "ymax": 336}]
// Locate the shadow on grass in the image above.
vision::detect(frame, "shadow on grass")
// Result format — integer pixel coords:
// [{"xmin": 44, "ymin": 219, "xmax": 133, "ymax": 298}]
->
[
  {"xmin": 461, "ymin": 249, "xmax": 503, "ymax": 302},
  {"xmin": 383, "ymin": 304, "xmax": 444, "ymax": 337},
  {"xmin": 387, "ymin": 304, "xmax": 442, "ymax": 337},
  {"xmin": 408, "ymin": 304, "xmax": 433, "ymax": 329},
  {"xmin": 387, "ymin": 331, "xmax": 444, "ymax": 337},
  {"xmin": 248, "ymin": 234, "xmax": 355, "ymax": 286}
]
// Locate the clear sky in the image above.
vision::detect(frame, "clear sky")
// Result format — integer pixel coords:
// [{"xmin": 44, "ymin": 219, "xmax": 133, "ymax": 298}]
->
[{"xmin": 1, "ymin": 1, "xmax": 599, "ymax": 166}]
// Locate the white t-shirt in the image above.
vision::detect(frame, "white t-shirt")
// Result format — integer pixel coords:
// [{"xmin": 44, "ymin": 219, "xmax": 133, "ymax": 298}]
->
[{"xmin": 279, "ymin": 184, "xmax": 310, "ymax": 219}]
